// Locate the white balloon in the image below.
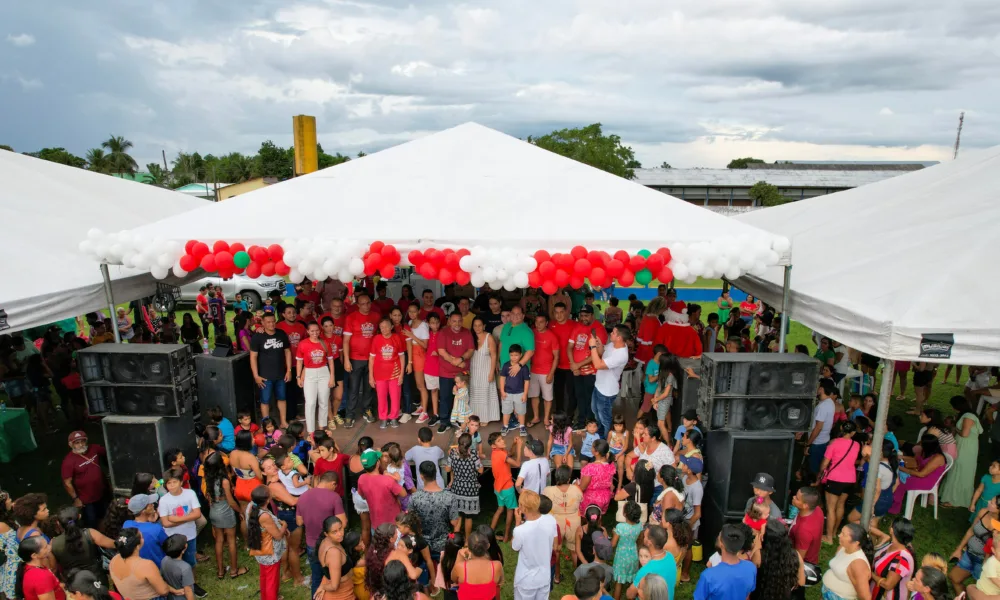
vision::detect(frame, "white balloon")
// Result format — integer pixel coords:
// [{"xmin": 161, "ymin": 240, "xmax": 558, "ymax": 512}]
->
[
  {"xmin": 281, "ymin": 239, "xmax": 296, "ymax": 251},
  {"xmin": 520, "ymin": 256, "xmax": 537, "ymax": 272},
  {"xmin": 687, "ymin": 258, "xmax": 705, "ymax": 276},
  {"xmin": 470, "ymin": 272, "xmax": 486, "ymax": 288},
  {"xmin": 503, "ymin": 280, "xmax": 517, "ymax": 292},
  {"xmin": 288, "ymin": 268, "xmax": 303, "ymax": 284},
  {"xmin": 157, "ymin": 254, "xmax": 173, "ymax": 269},
  {"xmin": 338, "ymin": 269, "xmax": 353, "ymax": 284},
  {"xmin": 766, "ymin": 250, "xmax": 780, "ymax": 265},
  {"xmin": 172, "ymin": 265, "xmax": 189, "ymax": 278},
  {"xmin": 299, "ymin": 258, "xmax": 315, "ymax": 274},
  {"xmin": 481, "ymin": 266, "xmax": 497, "ymax": 282},
  {"xmin": 78, "ymin": 240, "xmax": 94, "ymax": 255},
  {"xmin": 702, "ymin": 268, "xmax": 718, "ymax": 280},
  {"xmin": 513, "ymin": 271, "xmax": 529, "ymax": 288},
  {"xmin": 165, "ymin": 240, "xmax": 181, "ymax": 256},
  {"xmin": 738, "ymin": 253, "xmax": 756, "ymax": 270},
  {"xmin": 150, "ymin": 265, "xmax": 169, "ymax": 280},
  {"xmin": 496, "ymin": 268, "xmax": 509, "ymax": 281},
  {"xmin": 672, "ymin": 263, "xmax": 689, "ymax": 280},
  {"xmin": 94, "ymin": 242, "xmax": 110, "ymax": 259},
  {"xmin": 322, "ymin": 258, "xmax": 339, "ymax": 274},
  {"xmin": 348, "ymin": 257, "xmax": 365, "ymax": 276},
  {"xmin": 459, "ymin": 255, "xmax": 476, "ymax": 272},
  {"xmin": 772, "ymin": 236, "xmax": 791, "ymax": 253},
  {"xmin": 122, "ymin": 253, "xmax": 136, "ymax": 268},
  {"xmin": 683, "ymin": 274, "xmax": 698, "ymax": 284},
  {"xmin": 308, "ymin": 245, "xmax": 324, "ymax": 260},
  {"xmin": 313, "ymin": 267, "xmax": 327, "ymax": 282},
  {"xmin": 87, "ymin": 228, "xmax": 103, "ymax": 240},
  {"xmin": 713, "ymin": 256, "xmax": 730, "ymax": 273},
  {"xmin": 724, "ymin": 266, "xmax": 741, "ymax": 280},
  {"xmin": 502, "ymin": 256, "xmax": 518, "ymax": 271}
]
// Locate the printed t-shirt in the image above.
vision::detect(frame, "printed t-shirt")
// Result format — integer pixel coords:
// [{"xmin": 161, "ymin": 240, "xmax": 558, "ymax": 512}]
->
[
  {"xmin": 297, "ymin": 487, "xmax": 346, "ymax": 547},
  {"xmin": 296, "ymin": 338, "xmax": 331, "ymax": 369},
  {"xmin": 492, "ymin": 448, "xmax": 514, "ymax": 491},
  {"xmin": 321, "ymin": 333, "xmax": 342, "ymax": 360},
  {"xmin": 158, "ymin": 489, "xmax": 201, "ymax": 541},
  {"xmin": 277, "ymin": 320, "xmax": 307, "ymax": 353},
  {"xmin": 531, "ymin": 328, "xmax": 559, "ymax": 375},
  {"xmin": 424, "ymin": 331, "xmax": 440, "ymax": 376},
  {"xmin": 61, "ymin": 445, "xmax": 107, "ymax": 503},
  {"xmin": 313, "ymin": 453, "xmax": 351, "ymax": 496},
  {"xmin": 789, "ymin": 507, "xmax": 824, "ymax": 564},
  {"xmin": 208, "ymin": 297, "xmax": 225, "ymax": 324},
  {"xmin": 370, "ymin": 334, "xmax": 406, "ymax": 381},
  {"xmin": 437, "ymin": 326, "xmax": 474, "ymax": 378},
  {"xmin": 501, "ymin": 361, "xmax": 531, "ymax": 394},
  {"xmin": 570, "ymin": 322, "xmax": 609, "ymax": 375},
  {"xmin": 22, "ymin": 566, "xmax": 66, "ymax": 600},
  {"xmin": 357, "ymin": 473, "xmax": 404, "ymax": 529},
  {"xmin": 250, "ymin": 330, "xmax": 290, "ymax": 380},
  {"xmin": 549, "ymin": 319, "xmax": 577, "ymax": 369},
  {"xmin": 343, "ymin": 311, "xmax": 381, "ymax": 361},
  {"xmin": 823, "ymin": 437, "xmax": 861, "ymax": 483}
]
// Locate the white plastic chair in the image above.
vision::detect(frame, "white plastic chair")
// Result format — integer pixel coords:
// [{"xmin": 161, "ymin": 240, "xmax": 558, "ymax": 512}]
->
[{"xmin": 904, "ymin": 453, "xmax": 954, "ymax": 520}]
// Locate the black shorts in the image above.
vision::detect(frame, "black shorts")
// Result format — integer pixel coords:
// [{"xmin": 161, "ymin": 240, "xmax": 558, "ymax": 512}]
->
[
  {"xmin": 861, "ymin": 354, "xmax": 880, "ymax": 369},
  {"xmin": 333, "ymin": 360, "xmax": 346, "ymax": 384},
  {"xmin": 913, "ymin": 370, "xmax": 934, "ymax": 387},
  {"xmin": 824, "ymin": 480, "xmax": 853, "ymax": 496}
]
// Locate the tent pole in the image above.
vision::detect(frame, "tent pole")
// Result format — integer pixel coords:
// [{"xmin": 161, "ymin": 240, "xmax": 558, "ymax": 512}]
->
[
  {"xmin": 861, "ymin": 358, "xmax": 895, "ymax": 523},
  {"xmin": 778, "ymin": 265, "xmax": 792, "ymax": 353},
  {"xmin": 100, "ymin": 263, "xmax": 121, "ymax": 343}
]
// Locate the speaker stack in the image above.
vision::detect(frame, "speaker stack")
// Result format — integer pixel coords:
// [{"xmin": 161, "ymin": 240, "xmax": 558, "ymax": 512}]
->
[
  {"xmin": 194, "ymin": 353, "xmax": 258, "ymax": 424},
  {"xmin": 78, "ymin": 344, "xmax": 199, "ymax": 494},
  {"xmin": 696, "ymin": 353, "xmax": 820, "ymax": 546}
]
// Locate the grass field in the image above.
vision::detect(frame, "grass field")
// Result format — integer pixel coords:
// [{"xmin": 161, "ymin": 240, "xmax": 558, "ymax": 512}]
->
[{"xmin": 3, "ymin": 297, "xmax": 984, "ymax": 600}]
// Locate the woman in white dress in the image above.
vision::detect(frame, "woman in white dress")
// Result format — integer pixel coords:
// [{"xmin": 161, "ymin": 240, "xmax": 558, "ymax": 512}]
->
[{"xmin": 469, "ymin": 316, "xmax": 500, "ymax": 423}]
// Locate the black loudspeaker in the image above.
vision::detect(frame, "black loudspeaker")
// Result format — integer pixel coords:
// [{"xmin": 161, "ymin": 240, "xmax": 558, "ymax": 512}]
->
[
  {"xmin": 102, "ymin": 415, "xmax": 197, "ymax": 494},
  {"xmin": 195, "ymin": 353, "xmax": 257, "ymax": 422},
  {"xmin": 78, "ymin": 344, "xmax": 197, "ymax": 417},
  {"xmin": 709, "ymin": 397, "xmax": 813, "ymax": 431},
  {"xmin": 672, "ymin": 360, "xmax": 702, "ymax": 427},
  {"xmin": 705, "ymin": 430, "xmax": 795, "ymax": 516}
]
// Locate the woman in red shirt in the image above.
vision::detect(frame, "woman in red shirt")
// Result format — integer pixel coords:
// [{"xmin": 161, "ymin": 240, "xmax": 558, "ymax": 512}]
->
[
  {"xmin": 320, "ymin": 316, "xmax": 345, "ymax": 429},
  {"xmin": 296, "ymin": 322, "xmax": 334, "ymax": 437},
  {"xmin": 739, "ymin": 295, "xmax": 760, "ymax": 323},
  {"xmin": 16, "ymin": 536, "xmax": 64, "ymax": 600},
  {"xmin": 368, "ymin": 318, "xmax": 406, "ymax": 428},
  {"xmin": 635, "ymin": 297, "xmax": 666, "ymax": 365}
]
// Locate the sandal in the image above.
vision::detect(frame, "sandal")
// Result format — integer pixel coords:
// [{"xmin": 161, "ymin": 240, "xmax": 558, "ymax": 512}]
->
[
  {"xmin": 231, "ymin": 566, "xmax": 249, "ymax": 579},
  {"xmin": 217, "ymin": 572, "xmax": 226, "ymax": 580}
]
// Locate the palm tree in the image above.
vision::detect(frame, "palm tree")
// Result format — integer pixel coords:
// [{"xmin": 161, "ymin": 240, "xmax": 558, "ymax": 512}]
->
[
  {"xmin": 86, "ymin": 148, "xmax": 112, "ymax": 174},
  {"xmin": 172, "ymin": 151, "xmax": 205, "ymax": 182},
  {"xmin": 227, "ymin": 153, "xmax": 253, "ymax": 183},
  {"xmin": 145, "ymin": 163, "xmax": 171, "ymax": 187},
  {"xmin": 101, "ymin": 135, "xmax": 138, "ymax": 177}
]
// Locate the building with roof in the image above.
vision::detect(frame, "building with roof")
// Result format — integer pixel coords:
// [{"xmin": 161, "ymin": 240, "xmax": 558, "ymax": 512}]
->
[
  {"xmin": 634, "ymin": 164, "xmax": 925, "ymax": 211},
  {"xmin": 174, "ymin": 182, "xmax": 231, "ymax": 200},
  {"xmin": 217, "ymin": 177, "xmax": 277, "ymax": 201}
]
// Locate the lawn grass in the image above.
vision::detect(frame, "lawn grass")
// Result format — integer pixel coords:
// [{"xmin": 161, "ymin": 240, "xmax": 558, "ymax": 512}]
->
[{"xmin": 3, "ymin": 301, "xmax": 983, "ymax": 600}]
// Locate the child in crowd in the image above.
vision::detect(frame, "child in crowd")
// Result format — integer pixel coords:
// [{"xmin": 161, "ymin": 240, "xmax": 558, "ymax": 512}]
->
[
  {"xmin": 164, "ymin": 448, "xmax": 192, "ymax": 489},
  {"xmin": 639, "ymin": 344, "xmax": 668, "ymax": 420},
  {"xmin": 490, "ymin": 432, "xmax": 523, "ymax": 541},
  {"xmin": 207, "ymin": 407, "xmax": 236, "ymax": 453},
  {"xmin": 234, "ymin": 411, "xmax": 259, "ymax": 436},
  {"xmin": 450, "ymin": 373, "xmax": 472, "ymax": 430},
  {"xmin": 161, "ymin": 534, "xmax": 195, "ymax": 600},
  {"xmin": 382, "ymin": 444, "xmax": 413, "ymax": 510},
  {"xmin": 500, "ymin": 344, "xmax": 532, "ymax": 436},
  {"xmin": 848, "ymin": 394, "xmax": 866, "ymax": 420},
  {"xmin": 673, "ymin": 409, "xmax": 702, "ymax": 456},
  {"xmin": 158, "ymin": 468, "xmax": 203, "ymax": 572},
  {"xmin": 404, "ymin": 427, "xmax": 445, "ymax": 490},
  {"xmin": 467, "ymin": 415, "xmax": 485, "ymax": 459},
  {"xmin": 742, "ymin": 496, "xmax": 770, "ymax": 533},
  {"xmin": 576, "ymin": 505, "xmax": 609, "ymax": 568},
  {"xmin": 611, "ymin": 499, "xmax": 643, "ymax": 600},
  {"xmin": 259, "ymin": 418, "xmax": 281, "ymax": 454},
  {"xmin": 650, "ymin": 353, "xmax": 681, "ymax": 438},
  {"xmin": 278, "ymin": 453, "xmax": 310, "ymax": 496},
  {"xmin": 435, "ymin": 531, "xmax": 465, "ymax": 594},
  {"xmin": 548, "ymin": 412, "xmax": 575, "ymax": 469},
  {"xmin": 608, "ymin": 413, "xmax": 630, "ymax": 493},
  {"xmin": 638, "ymin": 546, "xmax": 652, "ymax": 568},
  {"xmin": 286, "ymin": 422, "xmax": 311, "ymax": 466},
  {"xmin": 313, "ymin": 439, "xmax": 349, "ymax": 496},
  {"xmin": 579, "ymin": 418, "xmax": 602, "ymax": 467}
]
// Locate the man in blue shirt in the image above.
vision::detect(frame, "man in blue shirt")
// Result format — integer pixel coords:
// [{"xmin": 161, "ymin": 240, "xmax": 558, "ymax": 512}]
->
[
  {"xmin": 627, "ymin": 525, "xmax": 676, "ymax": 599},
  {"xmin": 123, "ymin": 493, "xmax": 168, "ymax": 566},
  {"xmin": 694, "ymin": 524, "xmax": 757, "ymax": 600}
]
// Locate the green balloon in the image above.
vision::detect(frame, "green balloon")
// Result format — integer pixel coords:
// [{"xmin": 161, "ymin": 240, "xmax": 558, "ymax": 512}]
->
[
  {"xmin": 636, "ymin": 268, "xmax": 653, "ymax": 285},
  {"xmin": 233, "ymin": 251, "xmax": 251, "ymax": 269},
  {"xmin": 638, "ymin": 249, "xmax": 651, "ymax": 258}
]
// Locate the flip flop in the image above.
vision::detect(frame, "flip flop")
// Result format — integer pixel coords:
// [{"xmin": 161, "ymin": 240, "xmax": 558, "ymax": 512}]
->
[{"xmin": 230, "ymin": 566, "xmax": 249, "ymax": 579}]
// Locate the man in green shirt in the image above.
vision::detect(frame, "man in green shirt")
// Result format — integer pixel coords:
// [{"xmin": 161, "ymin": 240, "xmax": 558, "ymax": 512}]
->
[{"xmin": 499, "ymin": 305, "xmax": 535, "ymax": 371}]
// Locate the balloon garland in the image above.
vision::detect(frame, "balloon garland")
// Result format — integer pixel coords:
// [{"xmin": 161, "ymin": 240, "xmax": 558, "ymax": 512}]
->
[{"xmin": 80, "ymin": 230, "xmax": 791, "ymax": 287}]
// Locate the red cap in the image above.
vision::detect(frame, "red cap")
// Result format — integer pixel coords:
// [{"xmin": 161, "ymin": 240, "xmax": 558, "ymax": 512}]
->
[{"xmin": 68, "ymin": 431, "xmax": 87, "ymax": 443}]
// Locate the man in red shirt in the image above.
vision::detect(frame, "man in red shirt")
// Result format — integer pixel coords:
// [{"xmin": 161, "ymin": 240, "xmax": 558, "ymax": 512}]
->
[
  {"xmin": 568, "ymin": 305, "xmax": 608, "ymax": 429},
  {"xmin": 654, "ymin": 301, "xmax": 703, "ymax": 359},
  {"xmin": 548, "ymin": 301, "xmax": 577, "ymax": 418},
  {"xmin": 195, "ymin": 285, "xmax": 210, "ymax": 338},
  {"xmin": 356, "ymin": 449, "xmax": 406, "ymax": 529},
  {"xmin": 418, "ymin": 289, "xmax": 445, "ymax": 322},
  {"xmin": 277, "ymin": 304, "xmax": 308, "ymax": 421},
  {"xmin": 342, "ymin": 292, "xmax": 381, "ymax": 428},
  {"xmin": 435, "ymin": 312, "xmax": 474, "ymax": 434},
  {"xmin": 530, "ymin": 314, "xmax": 560, "ymax": 426},
  {"xmin": 373, "ymin": 281, "xmax": 396, "ymax": 316},
  {"xmin": 61, "ymin": 431, "xmax": 108, "ymax": 528},
  {"xmin": 789, "ymin": 486, "xmax": 824, "ymax": 565},
  {"xmin": 295, "ymin": 280, "xmax": 321, "ymax": 311}
]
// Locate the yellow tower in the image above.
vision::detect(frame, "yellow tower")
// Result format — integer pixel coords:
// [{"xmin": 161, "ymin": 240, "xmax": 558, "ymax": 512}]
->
[{"xmin": 292, "ymin": 115, "xmax": 318, "ymax": 176}]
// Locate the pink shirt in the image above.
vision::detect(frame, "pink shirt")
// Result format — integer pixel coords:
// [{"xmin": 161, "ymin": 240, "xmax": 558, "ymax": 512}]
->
[{"xmin": 823, "ymin": 437, "xmax": 861, "ymax": 483}]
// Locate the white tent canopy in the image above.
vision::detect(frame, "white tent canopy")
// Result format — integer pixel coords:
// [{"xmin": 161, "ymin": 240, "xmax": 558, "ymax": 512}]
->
[
  {"xmin": 734, "ymin": 145, "xmax": 1000, "ymax": 365},
  {"xmin": 0, "ymin": 150, "xmax": 205, "ymax": 334},
  {"xmin": 124, "ymin": 123, "xmax": 785, "ymax": 254}
]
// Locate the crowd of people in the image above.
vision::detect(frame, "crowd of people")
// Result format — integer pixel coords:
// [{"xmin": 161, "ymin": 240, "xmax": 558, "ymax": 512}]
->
[{"xmin": 2, "ymin": 278, "xmax": 1000, "ymax": 600}]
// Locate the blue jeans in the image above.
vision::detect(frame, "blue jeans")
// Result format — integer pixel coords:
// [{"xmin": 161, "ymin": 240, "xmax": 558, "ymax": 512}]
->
[
  {"xmin": 307, "ymin": 546, "xmax": 322, "ymax": 597},
  {"xmin": 591, "ymin": 387, "xmax": 615, "ymax": 438},
  {"xmin": 182, "ymin": 537, "xmax": 197, "ymax": 567},
  {"xmin": 573, "ymin": 374, "xmax": 596, "ymax": 428},
  {"xmin": 260, "ymin": 378, "xmax": 286, "ymax": 405},
  {"xmin": 402, "ymin": 369, "xmax": 414, "ymax": 415},
  {"xmin": 438, "ymin": 376, "xmax": 455, "ymax": 426},
  {"xmin": 809, "ymin": 443, "xmax": 828, "ymax": 475}
]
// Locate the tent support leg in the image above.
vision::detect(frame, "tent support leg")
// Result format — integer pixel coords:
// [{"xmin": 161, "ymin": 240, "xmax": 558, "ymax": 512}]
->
[
  {"xmin": 861, "ymin": 358, "xmax": 895, "ymax": 523},
  {"xmin": 100, "ymin": 263, "xmax": 121, "ymax": 343},
  {"xmin": 778, "ymin": 265, "xmax": 791, "ymax": 353}
]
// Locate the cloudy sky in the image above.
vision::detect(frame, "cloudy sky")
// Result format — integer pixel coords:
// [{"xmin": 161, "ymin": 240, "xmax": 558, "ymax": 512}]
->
[{"xmin": 2, "ymin": 0, "xmax": 997, "ymax": 168}]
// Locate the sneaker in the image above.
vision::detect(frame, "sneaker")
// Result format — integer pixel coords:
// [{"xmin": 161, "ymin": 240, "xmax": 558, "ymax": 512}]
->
[
  {"xmin": 344, "ymin": 418, "xmax": 355, "ymax": 429},
  {"xmin": 193, "ymin": 584, "xmax": 208, "ymax": 598},
  {"xmin": 364, "ymin": 411, "xmax": 376, "ymax": 423},
  {"xmin": 500, "ymin": 426, "xmax": 509, "ymax": 436},
  {"xmin": 437, "ymin": 423, "xmax": 449, "ymax": 434},
  {"xmin": 428, "ymin": 415, "xmax": 441, "ymax": 426},
  {"xmin": 399, "ymin": 413, "xmax": 412, "ymax": 424},
  {"xmin": 519, "ymin": 426, "xmax": 528, "ymax": 437},
  {"xmin": 411, "ymin": 407, "xmax": 424, "ymax": 416},
  {"xmin": 416, "ymin": 412, "xmax": 430, "ymax": 424},
  {"xmin": 380, "ymin": 420, "xmax": 388, "ymax": 430},
  {"xmin": 390, "ymin": 419, "xmax": 400, "ymax": 428},
  {"xmin": 333, "ymin": 414, "xmax": 345, "ymax": 425}
]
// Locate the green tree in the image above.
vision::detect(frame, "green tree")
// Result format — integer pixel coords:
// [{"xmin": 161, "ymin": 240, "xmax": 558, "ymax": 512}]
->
[
  {"xmin": 727, "ymin": 157, "xmax": 766, "ymax": 169},
  {"xmin": 101, "ymin": 135, "xmax": 138, "ymax": 176},
  {"xmin": 527, "ymin": 123, "xmax": 640, "ymax": 179},
  {"xmin": 85, "ymin": 148, "xmax": 112, "ymax": 173},
  {"xmin": 356, "ymin": 151, "xmax": 367, "ymax": 158},
  {"xmin": 660, "ymin": 161, "xmax": 672, "ymax": 169},
  {"xmin": 0, "ymin": 144, "xmax": 13, "ymax": 152},
  {"xmin": 145, "ymin": 163, "xmax": 170, "ymax": 187},
  {"xmin": 748, "ymin": 181, "xmax": 791, "ymax": 207},
  {"xmin": 252, "ymin": 140, "xmax": 293, "ymax": 179},
  {"xmin": 317, "ymin": 143, "xmax": 351, "ymax": 170},
  {"xmin": 172, "ymin": 151, "xmax": 205, "ymax": 183},
  {"xmin": 26, "ymin": 147, "xmax": 87, "ymax": 168}
]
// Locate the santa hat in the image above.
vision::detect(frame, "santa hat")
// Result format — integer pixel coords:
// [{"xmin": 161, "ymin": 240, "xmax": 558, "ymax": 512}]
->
[{"xmin": 664, "ymin": 301, "xmax": 689, "ymax": 325}]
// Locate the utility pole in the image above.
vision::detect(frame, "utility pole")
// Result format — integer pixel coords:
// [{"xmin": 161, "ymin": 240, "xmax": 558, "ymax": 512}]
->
[{"xmin": 954, "ymin": 111, "xmax": 965, "ymax": 159}]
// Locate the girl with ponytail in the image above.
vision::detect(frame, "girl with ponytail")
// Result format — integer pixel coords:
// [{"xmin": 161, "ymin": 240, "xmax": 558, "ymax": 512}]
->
[
  {"xmin": 64, "ymin": 569, "xmax": 120, "ymax": 600},
  {"xmin": 245, "ymin": 486, "xmax": 287, "ymax": 600},
  {"xmin": 50, "ymin": 507, "xmax": 114, "ymax": 585},
  {"xmin": 651, "ymin": 465, "xmax": 685, "ymax": 526},
  {"xmin": 576, "ymin": 504, "xmax": 608, "ymax": 566},
  {"xmin": 15, "ymin": 536, "xmax": 60, "ymax": 600}
]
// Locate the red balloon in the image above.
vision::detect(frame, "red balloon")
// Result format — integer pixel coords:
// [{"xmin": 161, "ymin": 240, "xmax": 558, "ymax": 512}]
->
[
  {"xmin": 251, "ymin": 247, "xmax": 268, "ymax": 263},
  {"xmin": 275, "ymin": 260, "xmax": 290, "ymax": 276},
  {"xmin": 267, "ymin": 244, "xmax": 284, "ymax": 262},
  {"xmin": 619, "ymin": 269, "xmax": 635, "ymax": 287},
  {"xmin": 212, "ymin": 241, "xmax": 230, "ymax": 254},
  {"xmin": 369, "ymin": 241, "xmax": 385, "ymax": 255},
  {"xmin": 218, "ymin": 267, "xmax": 234, "ymax": 280},
  {"xmin": 408, "ymin": 250, "xmax": 424, "ymax": 266},
  {"xmin": 554, "ymin": 253, "xmax": 574, "ymax": 270},
  {"xmin": 438, "ymin": 268, "xmax": 455, "ymax": 285},
  {"xmin": 657, "ymin": 248, "xmax": 672, "ymax": 264},
  {"xmin": 598, "ymin": 251, "xmax": 612, "ymax": 264},
  {"xmin": 587, "ymin": 251, "xmax": 604, "ymax": 266},
  {"xmin": 215, "ymin": 251, "xmax": 234, "ymax": 268},
  {"xmin": 570, "ymin": 245, "xmax": 588, "ymax": 260},
  {"xmin": 606, "ymin": 259, "xmax": 625, "ymax": 278},
  {"xmin": 424, "ymin": 249, "xmax": 441, "ymax": 266},
  {"xmin": 260, "ymin": 261, "xmax": 276, "ymax": 277},
  {"xmin": 569, "ymin": 274, "xmax": 585, "ymax": 289},
  {"xmin": 657, "ymin": 266, "xmax": 674, "ymax": 283},
  {"xmin": 379, "ymin": 264, "xmax": 395, "ymax": 279},
  {"xmin": 528, "ymin": 271, "xmax": 542, "ymax": 288},
  {"xmin": 538, "ymin": 261, "xmax": 556, "ymax": 278},
  {"xmin": 628, "ymin": 255, "xmax": 646, "ymax": 272},
  {"xmin": 364, "ymin": 255, "xmax": 380, "ymax": 277},
  {"xmin": 554, "ymin": 269, "xmax": 570, "ymax": 287},
  {"xmin": 253, "ymin": 433, "xmax": 266, "ymax": 447},
  {"xmin": 646, "ymin": 253, "xmax": 665, "ymax": 274},
  {"xmin": 200, "ymin": 254, "xmax": 217, "ymax": 272},
  {"xmin": 179, "ymin": 254, "xmax": 197, "ymax": 272},
  {"xmin": 229, "ymin": 242, "xmax": 246, "ymax": 253},
  {"xmin": 381, "ymin": 245, "xmax": 399, "ymax": 263},
  {"xmin": 444, "ymin": 252, "xmax": 460, "ymax": 270},
  {"xmin": 234, "ymin": 267, "xmax": 245, "ymax": 275},
  {"xmin": 533, "ymin": 249, "xmax": 551, "ymax": 264},
  {"xmin": 245, "ymin": 262, "xmax": 262, "ymax": 278},
  {"xmin": 454, "ymin": 248, "xmax": 469, "ymax": 258},
  {"xmin": 541, "ymin": 281, "xmax": 558, "ymax": 295},
  {"xmin": 192, "ymin": 242, "xmax": 210, "ymax": 260},
  {"xmin": 591, "ymin": 267, "xmax": 607, "ymax": 287},
  {"xmin": 613, "ymin": 250, "xmax": 630, "ymax": 264},
  {"xmin": 574, "ymin": 258, "xmax": 592, "ymax": 276},
  {"xmin": 184, "ymin": 240, "xmax": 198, "ymax": 255},
  {"xmin": 419, "ymin": 263, "xmax": 438, "ymax": 280},
  {"xmin": 455, "ymin": 270, "xmax": 471, "ymax": 286}
]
